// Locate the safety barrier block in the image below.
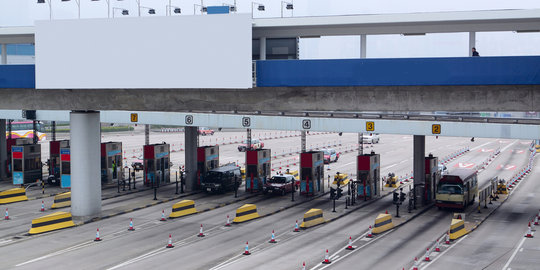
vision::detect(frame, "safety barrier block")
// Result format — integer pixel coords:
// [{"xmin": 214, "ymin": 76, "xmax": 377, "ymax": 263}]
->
[
  {"xmin": 28, "ymin": 211, "xmax": 76, "ymax": 235},
  {"xmin": 233, "ymin": 204, "xmax": 260, "ymax": 223},
  {"xmin": 449, "ymin": 218, "xmax": 468, "ymax": 240},
  {"xmin": 300, "ymin": 208, "xmax": 325, "ymax": 229},
  {"xmin": 497, "ymin": 184, "xmax": 508, "ymax": 195},
  {"xmin": 169, "ymin": 200, "xmax": 198, "ymax": 218},
  {"xmin": 372, "ymin": 213, "xmax": 394, "ymax": 234},
  {"xmin": 51, "ymin": 192, "xmax": 71, "ymax": 209},
  {"xmin": 0, "ymin": 188, "xmax": 28, "ymax": 204}
]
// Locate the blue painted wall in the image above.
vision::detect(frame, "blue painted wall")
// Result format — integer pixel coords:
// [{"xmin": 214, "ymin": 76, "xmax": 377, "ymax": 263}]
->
[
  {"xmin": 206, "ymin": 6, "xmax": 230, "ymax": 14},
  {"xmin": 256, "ymin": 56, "xmax": 540, "ymax": 87},
  {"xmin": 0, "ymin": 44, "xmax": 35, "ymax": 56},
  {"xmin": 0, "ymin": 65, "xmax": 35, "ymax": 88}
]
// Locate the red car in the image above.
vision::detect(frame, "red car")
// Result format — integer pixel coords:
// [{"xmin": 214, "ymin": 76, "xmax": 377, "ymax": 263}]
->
[
  {"xmin": 263, "ymin": 174, "xmax": 298, "ymax": 195},
  {"xmin": 198, "ymin": 127, "xmax": 215, "ymax": 136}
]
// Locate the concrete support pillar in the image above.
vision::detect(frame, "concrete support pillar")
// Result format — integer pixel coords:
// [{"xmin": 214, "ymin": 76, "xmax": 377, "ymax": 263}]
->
[
  {"xmin": 184, "ymin": 126, "xmax": 198, "ymax": 191},
  {"xmin": 259, "ymin": 37, "xmax": 266, "ymax": 60},
  {"xmin": 70, "ymin": 111, "xmax": 101, "ymax": 217},
  {"xmin": 360, "ymin": 34, "xmax": 367, "ymax": 58},
  {"xmin": 145, "ymin": 124, "xmax": 150, "ymax": 145},
  {"xmin": 0, "ymin": 119, "xmax": 6, "ymax": 181},
  {"xmin": 413, "ymin": 135, "xmax": 425, "ymax": 206},
  {"xmin": 301, "ymin": 131, "xmax": 306, "ymax": 152},
  {"xmin": 468, "ymin": 32, "xmax": 476, "ymax": 57},
  {"xmin": 1, "ymin": 44, "xmax": 6, "ymax": 65}
]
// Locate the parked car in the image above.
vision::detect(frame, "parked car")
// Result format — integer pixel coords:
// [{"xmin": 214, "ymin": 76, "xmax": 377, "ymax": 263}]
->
[
  {"xmin": 322, "ymin": 148, "xmax": 340, "ymax": 164},
  {"xmin": 198, "ymin": 127, "xmax": 215, "ymax": 136},
  {"xmin": 237, "ymin": 139, "xmax": 264, "ymax": 152},
  {"xmin": 201, "ymin": 164, "xmax": 241, "ymax": 193},
  {"xmin": 263, "ymin": 174, "xmax": 298, "ymax": 195},
  {"xmin": 362, "ymin": 133, "xmax": 380, "ymax": 144}
]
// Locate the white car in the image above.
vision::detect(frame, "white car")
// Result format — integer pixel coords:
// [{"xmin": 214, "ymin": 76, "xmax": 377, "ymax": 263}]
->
[{"xmin": 362, "ymin": 133, "xmax": 380, "ymax": 144}]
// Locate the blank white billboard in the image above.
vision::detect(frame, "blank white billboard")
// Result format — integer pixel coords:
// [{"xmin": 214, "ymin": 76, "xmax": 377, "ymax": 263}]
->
[{"xmin": 35, "ymin": 14, "xmax": 252, "ymax": 89}]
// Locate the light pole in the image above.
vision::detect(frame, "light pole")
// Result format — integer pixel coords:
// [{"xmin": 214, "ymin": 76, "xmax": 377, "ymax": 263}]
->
[
  {"xmin": 166, "ymin": 0, "xmax": 181, "ymax": 16},
  {"xmin": 112, "ymin": 7, "xmax": 129, "ymax": 18},
  {"xmin": 281, "ymin": 1, "xmax": 293, "ymax": 18},
  {"xmin": 222, "ymin": 1, "xmax": 237, "ymax": 12},
  {"xmin": 193, "ymin": 4, "xmax": 206, "ymax": 15},
  {"xmin": 140, "ymin": 6, "xmax": 156, "ymax": 15},
  {"xmin": 37, "ymin": 0, "xmax": 52, "ymax": 20},
  {"xmin": 61, "ymin": 0, "xmax": 81, "ymax": 19},
  {"xmin": 251, "ymin": 2, "xmax": 265, "ymax": 18}
]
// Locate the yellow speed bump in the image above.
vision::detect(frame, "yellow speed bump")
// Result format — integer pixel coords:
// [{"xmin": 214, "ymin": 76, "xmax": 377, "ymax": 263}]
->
[
  {"xmin": 300, "ymin": 208, "xmax": 325, "ymax": 229},
  {"xmin": 169, "ymin": 200, "xmax": 198, "ymax": 218},
  {"xmin": 372, "ymin": 213, "xmax": 394, "ymax": 234},
  {"xmin": 51, "ymin": 192, "xmax": 71, "ymax": 209},
  {"xmin": 233, "ymin": 204, "xmax": 260, "ymax": 223},
  {"xmin": 0, "ymin": 188, "xmax": 28, "ymax": 204},
  {"xmin": 449, "ymin": 218, "xmax": 468, "ymax": 240},
  {"xmin": 28, "ymin": 211, "xmax": 76, "ymax": 235}
]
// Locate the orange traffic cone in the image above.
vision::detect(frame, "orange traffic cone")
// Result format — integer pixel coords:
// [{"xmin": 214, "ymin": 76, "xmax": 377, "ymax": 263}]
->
[
  {"xmin": 128, "ymin": 218, "xmax": 135, "ymax": 231},
  {"xmin": 322, "ymin": 249, "xmax": 331, "ymax": 264},
  {"xmin": 4, "ymin": 208, "xmax": 9, "ymax": 220},
  {"xmin": 40, "ymin": 201, "xmax": 45, "ymax": 212},
  {"xmin": 525, "ymin": 222, "xmax": 534, "ymax": 238},
  {"xmin": 243, "ymin": 241, "xmax": 251, "ymax": 255},
  {"xmin": 94, "ymin": 228, "xmax": 102, "ymax": 241},
  {"xmin": 345, "ymin": 236, "xmax": 354, "ymax": 250},
  {"xmin": 366, "ymin": 225, "xmax": 373, "ymax": 238},
  {"xmin": 225, "ymin": 215, "xmax": 231, "ymax": 227},
  {"xmin": 424, "ymin": 248, "xmax": 430, "ymax": 261},
  {"xmin": 293, "ymin": 220, "xmax": 300, "ymax": 232},
  {"xmin": 269, "ymin": 230, "xmax": 276, "ymax": 243},
  {"xmin": 198, "ymin": 224, "xmax": 205, "ymax": 237},
  {"xmin": 160, "ymin": 210, "xmax": 166, "ymax": 221},
  {"xmin": 166, "ymin": 234, "xmax": 174, "ymax": 248}
]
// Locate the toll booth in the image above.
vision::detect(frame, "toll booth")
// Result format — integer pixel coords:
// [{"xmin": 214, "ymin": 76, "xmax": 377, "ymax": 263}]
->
[
  {"xmin": 143, "ymin": 143, "xmax": 170, "ymax": 187},
  {"xmin": 49, "ymin": 140, "xmax": 69, "ymax": 182},
  {"xmin": 245, "ymin": 149, "xmax": 271, "ymax": 192},
  {"xmin": 197, "ymin": 145, "xmax": 219, "ymax": 189},
  {"xmin": 357, "ymin": 152, "xmax": 380, "ymax": 200},
  {"xmin": 6, "ymin": 138, "xmax": 32, "ymax": 178},
  {"xmin": 422, "ymin": 154, "xmax": 440, "ymax": 205},
  {"xmin": 101, "ymin": 142, "xmax": 123, "ymax": 183},
  {"xmin": 11, "ymin": 142, "xmax": 41, "ymax": 185},
  {"xmin": 60, "ymin": 145, "xmax": 71, "ymax": 188},
  {"xmin": 300, "ymin": 151, "xmax": 324, "ymax": 196}
]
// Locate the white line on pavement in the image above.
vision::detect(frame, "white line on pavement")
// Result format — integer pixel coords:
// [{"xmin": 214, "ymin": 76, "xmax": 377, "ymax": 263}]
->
[
  {"xmin": 502, "ymin": 233, "xmax": 529, "ymax": 270},
  {"xmin": 420, "ymin": 235, "xmax": 468, "ymax": 270}
]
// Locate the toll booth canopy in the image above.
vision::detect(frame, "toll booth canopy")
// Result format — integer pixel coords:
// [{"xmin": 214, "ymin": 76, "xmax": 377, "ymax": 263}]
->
[
  {"xmin": 11, "ymin": 142, "xmax": 41, "ymax": 185},
  {"xmin": 144, "ymin": 143, "xmax": 170, "ymax": 187},
  {"xmin": 197, "ymin": 145, "xmax": 219, "ymax": 189},
  {"xmin": 423, "ymin": 154, "xmax": 440, "ymax": 205},
  {"xmin": 101, "ymin": 142, "xmax": 123, "ymax": 183},
  {"xmin": 357, "ymin": 152, "xmax": 380, "ymax": 200},
  {"xmin": 300, "ymin": 151, "xmax": 324, "ymax": 196},
  {"xmin": 49, "ymin": 140, "xmax": 69, "ymax": 181},
  {"xmin": 245, "ymin": 149, "xmax": 271, "ymax": 192}
]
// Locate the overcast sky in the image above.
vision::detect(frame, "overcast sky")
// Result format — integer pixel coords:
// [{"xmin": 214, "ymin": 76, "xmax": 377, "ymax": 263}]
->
[{"xmin": 1, "ymin": 0, "xmax": 540, "ymax": 58}]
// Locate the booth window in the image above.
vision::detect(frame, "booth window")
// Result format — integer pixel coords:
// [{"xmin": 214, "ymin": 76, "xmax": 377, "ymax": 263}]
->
[
  {"xmin": 62, "ymin": 162, "xmax": 70, "ymax": 174},
  {"xmin": 13, "ymin": 159, "xmax": 23, "ymax": 171}
]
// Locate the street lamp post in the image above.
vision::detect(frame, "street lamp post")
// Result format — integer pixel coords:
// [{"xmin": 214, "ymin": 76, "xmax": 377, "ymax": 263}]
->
[
  {"xmin": 193, "ymin": 4, "xmax": 206, "ymax": 15},
  {"xmin": 37, "ymin": 0, "xmax": 52, "ymax": 20},
  {"xmin": 251, "ymin": 2, "xmax": 265, "ymax": 18},
  {"xmin": 112, "ymin": 7, "xmax": 129, "ymax": 18},
  {"xmin": 166, "ymin": 0, "xmax": 181, "ymax": 16},
  {"xmin": 281, "ymin": 1, "xmax": 294, "ymax": 18}
]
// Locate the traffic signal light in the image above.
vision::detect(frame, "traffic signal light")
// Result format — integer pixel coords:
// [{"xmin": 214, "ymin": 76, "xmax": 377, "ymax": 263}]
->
[
  {"xmin": 336, "ymin": 187, "xmax": 343, "ymax": 200},
  {"xmin": 330, "ymin": 188, "xmax": 336, "ymax": 200},
  {"xmin": 400, "ymin": 192, "xmax": 406, "ymax": 202},
  {"xmin": 393, "ymin": 192, "xmax": 399, "ymax": 203}
]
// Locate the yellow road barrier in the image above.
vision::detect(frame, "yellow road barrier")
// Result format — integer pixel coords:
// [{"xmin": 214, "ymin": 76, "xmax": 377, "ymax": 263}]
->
[
  {"xmin": 169, "ymin": 200, "xmax": 198, "ymax": 218},
  {"xmin": 51, "ymin": 192, "xmax": 71, "ymax": 209},
  {"xmin": 384, "ymin": 176, "xmax": 399, "ymax": 188},
  {"xmin": 285, "ymin": 169, "xmax": 299, "ymax": 180},
  {"xmin": 28, "ymin": 211, "xmax": 76, "ymax": 235},
  {"xmin": 0, "ymin": 188, "xmax": 28, "ymax": 204},
  {"xmin": 332, "ymin": 173, "xmax": 350, "ymax": 187},
  {"xmin": 233, "ymin": 204, "xmax": 260, "ymax": 223},
  {"xmin": 449, "ymin": 218, "xmax": 468, "ymax": 240},
  {"xmin": 300, "ymin": 208, "xmax": 325, "ymax": 228},
  {"xmin": 497, "ymin": 183, "xmax": 508, "ymax": 194},
  {"xmin": 372, "ymin": 213, "xmax": 394, "ymax": 234}
]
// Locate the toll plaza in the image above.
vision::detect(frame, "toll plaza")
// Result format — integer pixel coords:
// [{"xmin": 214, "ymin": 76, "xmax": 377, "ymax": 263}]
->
[
  {"xmin": 300, "ymin": 151, "xmax": 324, "ymax": 196},
  {"xmin": 197, "ymin": 145, "xmax": 219, "ymax": 189},
  {"xmin": 11, "ymin": 142, "xmax": 41, "ymax": 185},
  {"xmin": 101, "ymin": 142, "xmax": 122, "ymax": 183},
  {"xmin": 143, "ymin": 143, "xmax": 170, "ymax": 187},
  {"xmin": 60, "ymin": 144, "xmax": 71, "ymax": 188},
  {"xmin": 422, "ymin": 154, "xmax": 440, "ymax": 205},
  {"xmin": 357, "ymin": 152, "xmax": 380, "ymax": 200},
  {"xmin": 6, "ymin": 138, "xmax": 32, "ymax": 179},
  {"xmin": 49, "ymin": 140, "xmax": 69, "ymax": 184},
  {"xmin": 245, "ymin": 149, "xmax": 271, "ymax": 192}
]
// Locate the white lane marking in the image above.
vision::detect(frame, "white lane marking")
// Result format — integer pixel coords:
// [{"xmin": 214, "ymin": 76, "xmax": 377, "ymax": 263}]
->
[
  {"xmin": 16, "ymin": 241, "xmax": 95, "ymax": 266},
  {"xmin": 421, "ymin": 235, "xmax": 468, "ymax": 270},
  {"xmin": 0, "ymin": 239, "xmax": 12, "ymax": 245},
  {"xmin": 502, "ymin": 235, "xmax": 528, "ymax": 270},
  {"xmin": 519, "ymin": 248, "xmax": 523, "ymax": 252},
  {"xmin": 107, "ymin": 248, "xmax": 169, "ymax": 270},
  {"xmin": 470, "ymin": 142, "xmax": 493, "ymax": 151},
  {"xmin": 500, "ymin": 140, "xmax": 518, "ymax": 153}
]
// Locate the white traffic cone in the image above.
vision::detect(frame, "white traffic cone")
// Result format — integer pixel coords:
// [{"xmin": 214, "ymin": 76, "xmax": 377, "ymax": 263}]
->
[
  {"xmin": 225, "ymin": 215, "xmax": 231, "ymax": 227},
  {"xmin": 166, "ymin": 234, "xmax": 174, "ymax": 248},
  {"xmin": 435, "ymin": 240, "xmax": 441, "ymax": 252},
  {"xmin": 243, "ymin": 241, "xmax": 251, "ymax": 255},
  {"xmin": 366, "ymin": 225, "xmax": 373, "ymax": 238},
  {"xmin": 94, "ymin": 228, "xmax": 102, "ymax": 241},
  {"xmin": 345, "ymin": 236, "xmax": 354, "ymax": 250},
  {"xmin": 322, "ymin": 249, "xmax": 331, "ymax": 264},
  {"xmin": 293, "ymin": 220, "xmax": 300, "ymax": 232},
  {"xmin": 198, "ymin": 224, "xmax": 205, "ymax": 237},
  {"xmin": 160, "ymin": 210, "xmax": 166, "ymax": 221},
  {"xmin": 302, "ymin": 262, "xmax": 306, "ymax": 270},
  {"xmin": 269, "ymin": 230, "xmax": 276, "ymax": 243},
  {"xmin": 534, "ymin": 216, "xmax": 539, "ymax": 226},
  {"xmin": 412, "ymin": 257, "xmax": 419, "ymax": 270},
  {"xmin": 445, "ymin": 231, "xmax": 450, "ymax": 244},
  {"xmin": 40, "ymin": 201, "xmax": 45, "ymax": 212},
  {"xmin": 525, "ymin": 222, "xmax": 534, "ymax": 238},
  {"xmin": 4, "ymin": 208, "xmax": 9, "ymax": 220},
  {"xmin": 128, "ymin": 218, "xmax": 135, "ymax": 231},
  {"xmin": 424, "ymin": 248, "xmax": 430, "ymax": 261}
]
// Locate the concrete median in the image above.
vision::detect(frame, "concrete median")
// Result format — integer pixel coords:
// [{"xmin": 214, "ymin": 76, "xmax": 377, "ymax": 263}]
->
[
  {"xmin": 233, "ymin": 204, "xmax": 260, "ymax": 223},
  {"xmin": 51, "ymin": 192, "xmax": 71, "ymax": 209},
  {"xmin": 372, "ymin": 213, "xmax": 394, "ymax": 234},
  {"xmin": 300, "ymin": 208, "xmax": 325, "ymax": 229},
  {"xmin": 0, "ymin": 188, "xmax": 28, "ymax": 204},
  {"xmin": 449, "ymin": 218, "xmax": 468, "ymax": 240},
  {"xmin": 169, "ymin": 200, "xmax": 198, "ymax": 218},
  {"xmin": 28, "ymin": 211, "xmax": 76, "ymax": 235}
]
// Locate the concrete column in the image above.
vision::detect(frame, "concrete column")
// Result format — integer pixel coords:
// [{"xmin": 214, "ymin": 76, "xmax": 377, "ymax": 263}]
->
[
  {"xmin": 301, "ymin": 131, "xmax": 306, "ymax": 152},
  {"xmin": 360, "ymin": 34, "xmax": 367, "ymax": 58},
  {"xmin": 259, "ymin": 37, "xmax": 266, "ymax": 60},
  {"xmin": 184, "ymin": 126, "xmax": 198, "ymax": 191},
  {"xmin": 468, "ymin": 32, "xmax": 476, "ymax": 57},
  {"xmin": 145, "ymin": 124, "xmax": 150, "ymax": 145},
  {"xmin": 70, "ymin": 111, "xmax": 101, "ymax": 217},
  {"xmin": 413, "ymin": 135, "xmax": 425, "ymax": 206},
  {"xmin": 1, "ymin": 44, "xmax": 7, "ymax": 65},
  {"xmin": 0, "ymin": 119, "xmax": 6, "ymax": 181}
]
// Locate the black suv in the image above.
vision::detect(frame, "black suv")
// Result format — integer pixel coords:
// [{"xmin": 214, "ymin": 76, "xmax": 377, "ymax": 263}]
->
[{"xmin": 201, "ymin": 164, "xmax": 241, "ymax": 193}]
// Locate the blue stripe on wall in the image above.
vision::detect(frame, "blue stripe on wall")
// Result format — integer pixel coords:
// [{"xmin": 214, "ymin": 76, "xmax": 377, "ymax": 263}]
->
[
  {"xmin": 256, "ymin": 56, "xmax": 540, "ymax": 87},
  {"xmin": 206, "ymin": 6, "xmax": 230, "ymax": 14},
  {"xmin": 2, "ymin": 44, "xmax": 35, "ymax": 56},
  {"xmin": 0, "ymin": 65, "xmax": 35, "ymax": 88}
]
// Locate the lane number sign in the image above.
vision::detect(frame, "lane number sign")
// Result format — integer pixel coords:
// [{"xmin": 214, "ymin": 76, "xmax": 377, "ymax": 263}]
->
[
  {"xmin": 185, "ymin": 115, "xmax": 193, "ymax": 125},
  {"xmin": 130, "ymin": 113, "xmax": 138, "ymax": 123},
  {"xmin": 366, "ymin": 121, "xmax": 375, "ymax": 131},
  {"xmin": 432, "ymin": 124, "xmax": 441, "ymax": 134},
  {"xmin": 302, "ymin": 119, "xmax": 311, "ymax": 129}
]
